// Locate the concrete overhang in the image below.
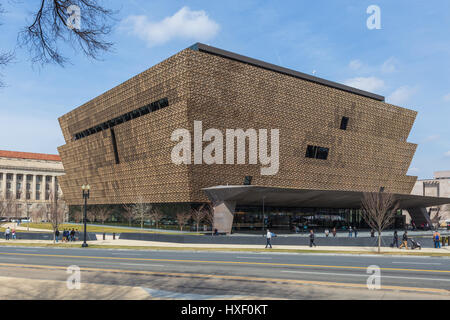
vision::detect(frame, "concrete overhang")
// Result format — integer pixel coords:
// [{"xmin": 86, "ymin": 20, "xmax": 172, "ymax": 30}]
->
[{"xmin": 202, "ymin": 186, "xmax": 450, "ymax": 209}]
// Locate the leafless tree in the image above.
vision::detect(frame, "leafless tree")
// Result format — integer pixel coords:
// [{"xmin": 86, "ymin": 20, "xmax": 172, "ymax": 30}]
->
[
  {"xmin": 87, "ymin": 206, "xmax": 97, "ymax": 223},
  {"xmin": 149, "ymin": 207, "xmax": 164, "ymax": 229},
  {"xmin": 361, "ymin": 192, "xmax": 399, "ymax": 253},
  {"xmin": 191, "ymin": 205, "xmax": 206, "ymax": 232},
  {"xmin": 122, "ymin": 204, "xmax": 135, "ymax": 227},
  {"xmin": 46, "ymin": 192, "xmax": 67, "ymax": 243},
  {"xmin": 203, "ymin": 204, "xmax": 215, "ymax": 235},
  {"xmin": 31, "ymin": 205, "xmax": 45, "ymax": 223},
  {"xmin": 71, "ymin": 207, "xmax": 83, "ymax": 223},
  {"xmin": 18, "ymin": 0, "xmax": 115, "ymax": 66},
  {"xmin": 3, "ymin": 195, "xmax": 17, "ymax": 220},
  {"xmin": 176, "ymin": 211, "xmax": 191, "ymax": 232},
  {"xmin": 95, "ymin": 206, "xmax": 111, "ymax": 225},
  {"xmin": 0, "ymin": 194, "xmax": 7, "ymax": 218},
  {"xmin": 0, "ymin": 4, "xmax": 14, "ymax": 87},
  {"xmin": 132, "ymin": 197, "xmax": 152, "ymax": 229}
]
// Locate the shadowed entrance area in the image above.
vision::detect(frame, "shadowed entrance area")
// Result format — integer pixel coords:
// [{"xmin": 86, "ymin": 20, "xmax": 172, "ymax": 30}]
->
[{"xmin": 203, "ymin": 186, "xmax": 450, "ymax": 233}]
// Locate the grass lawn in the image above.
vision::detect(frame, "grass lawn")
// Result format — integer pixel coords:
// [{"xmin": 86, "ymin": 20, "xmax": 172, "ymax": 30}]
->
[{"xmin": 20, "ymin": 223, "xmax": 203, "ymax": 235}]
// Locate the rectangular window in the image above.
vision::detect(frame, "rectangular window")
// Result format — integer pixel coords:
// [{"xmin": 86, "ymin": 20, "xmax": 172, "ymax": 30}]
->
[
  {"xmin": 36, "ymin": 192, "xmax": 40, "ymax": 201},
  {"xmin": 305, "ymin": 145, "xmax": 329, "ymax": 160},
  {"xmin": 316, "ymin": 147, "xmax": 329, "ymax": 160},
  {"xmin": 244, "ymin": 176, "xmax": 253, "ymax": 185},
  {"xmin": 6, "ymin": 182, "xmax": 11, "ymax": 189},
  {"xmin": 305, "ymin": 145, "xmax": 318, "ymax": 158},
  {"xmin": 340, "ymin": 117, "xmax": 349, "ymax": 130},
  {"xmin": 6, "ymin": 174, "xmax": 13, "ymax": 180}
]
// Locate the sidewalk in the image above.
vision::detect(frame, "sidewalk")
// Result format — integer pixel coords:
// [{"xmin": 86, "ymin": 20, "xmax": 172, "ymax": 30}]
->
[
  {"xmin": 0, "ymin": 236, "xmax": 449, "ymax": 255},
  {"xmin": 1, "ymin": 223, "xmax": 48, "ymax": 232}
]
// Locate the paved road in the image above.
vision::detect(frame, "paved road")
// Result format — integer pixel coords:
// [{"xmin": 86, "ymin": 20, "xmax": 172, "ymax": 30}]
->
[{"xmin": 0, "ymin": 246, "xmax": 448, "ymax": 299}]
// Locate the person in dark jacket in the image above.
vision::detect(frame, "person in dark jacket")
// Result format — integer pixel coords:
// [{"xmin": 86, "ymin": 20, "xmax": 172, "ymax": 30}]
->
[
  {"xmin": 391, "ymin": 230, "xmax": 398, "ymax": 248},
  {"xmin": 309, "ymin": 229, "xmax": 316, "ymax": 247},
  {"xmin": 55, "ymin": 229, "xmax": 60, "ymax": 243},
  {"xmin": 399, "ymin": 231, "xmax": 408, "ymax": 249}
]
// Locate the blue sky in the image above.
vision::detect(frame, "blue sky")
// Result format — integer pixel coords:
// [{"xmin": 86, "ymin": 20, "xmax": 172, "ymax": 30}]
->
[{"xmin": 0, "ymin": 0, "xmax": 449, "ymax": 179}]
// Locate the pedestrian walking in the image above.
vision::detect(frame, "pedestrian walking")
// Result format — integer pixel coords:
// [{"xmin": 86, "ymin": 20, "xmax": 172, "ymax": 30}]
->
[
  {"xmin": 433, "ymin": 231, "xmax": 441, "ymax": 248},
  {"xmin": 324, "ymin": 229, "xmax": 329, "ymax": 237},
  {"xmin": 5, "ymin": 227, "xmax": 11, "ymax": 241},
  {"xmin": 391, "ymin": 230, "xmax": 399, "ymax": 248},
  {"xmin": 265, "ymin": 229, "xmax": 273, "ymax": 249},
  {"xmin": 12, "ymin": 229, "xmax": 16, "ymax": 240},
  {"xmin": 370, "ymin": 229, "xmax": 375, "ymax": 237},
  {"xmin": 309, "ymin": 229, "xmax": 317, "ymax": 247},
  {"xmin": 399, "ymin": 231, "xmax": 408, "ymax": 249},
  {"xmin": 332, "ymin": 227, "xmax": 337, "ymax": 237},
  {"xmin": 70, "ymin": 229, "xmax": 75, "ymax": 242},
  {"xmin": 354, "ymin": 227, "xmax": 358, "ymax": 238},
  {"xmin": 55, "ymin": 229, "xmax": 60, "ymax": 243},
  {"xmin": 348, "ymin": 226, "xmax": 353, "ymax": 237}
]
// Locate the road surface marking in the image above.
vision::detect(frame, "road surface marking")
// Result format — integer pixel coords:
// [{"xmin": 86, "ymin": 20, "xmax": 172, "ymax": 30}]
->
[
  {"xmin": 236, "ymin": 256, "xmax": 273, "ymax": 260},
  {"xmin": 392, "ymin": 262, "xmax": 442, "ymax": 265},
  {"xmin": 281, "ymin": 270, "xmax": 450, "ymax": 282},
  {"xmin": 0, "ymin": 252, "xmax": 448, "ymax": 274},
  {"xmin": 0, "ymin": 262, "xmax": 447, "ymax": 295},
  {"xmin": 119, "ymin": 263, "xmax": 165, "ymax": 267}
]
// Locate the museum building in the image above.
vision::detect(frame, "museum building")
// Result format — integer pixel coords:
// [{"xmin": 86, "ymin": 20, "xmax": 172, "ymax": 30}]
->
[{"xmin": 57, "ymin": 43, "xmax": 450, "ymax": 233}]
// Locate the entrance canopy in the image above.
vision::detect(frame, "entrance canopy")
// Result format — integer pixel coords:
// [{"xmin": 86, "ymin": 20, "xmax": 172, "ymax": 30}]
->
[{"xmin": 202, "ymin": 185, "xmax": 450, "ymax": 209}]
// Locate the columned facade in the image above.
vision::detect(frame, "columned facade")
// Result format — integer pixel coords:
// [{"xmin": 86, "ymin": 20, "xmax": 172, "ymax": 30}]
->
[{"xmin": 0, "ymin": 150, "xmax": 65, "ymax": 219}]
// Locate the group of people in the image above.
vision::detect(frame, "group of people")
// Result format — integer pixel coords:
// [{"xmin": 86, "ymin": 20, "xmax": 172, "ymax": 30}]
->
[
  {"xmin": 55, "ymin": 228, "xmax": 79, "ymax": 243},
  {"xmin": 4, "ymin": 227, "xmax": 16, "ymax": 240}
]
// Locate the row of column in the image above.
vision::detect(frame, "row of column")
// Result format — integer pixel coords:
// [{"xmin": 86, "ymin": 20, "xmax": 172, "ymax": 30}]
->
[{"xmin": 0, "ymin": 172, "xmax": 58, "ymax": 202}]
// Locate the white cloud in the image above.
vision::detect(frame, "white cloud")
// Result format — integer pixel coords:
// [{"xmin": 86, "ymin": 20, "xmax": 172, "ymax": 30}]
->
[
  {"xmin": 421, "ymin": 134, "xmax": 440, "ymax": 143},
  {"xmin": 349, "ymin": 59, "xmax": 363, "ymax": 70},
  {"xmin": 443, "ymin": 93, "xmax": 450, "ymax": 102},
  {"xmin": 122, "ymin": 7, "xmax": 220, "ymax": 47},
  {"xmin": 387, "ymin": 86, "xmax": 417, "ymax": 105},
  {"xmin": 381, "ymin": 57, "xmax": 397, "ymax": 73},
  {"xmin": 343, "ymin": 77, "xmax": 384, "ymax": 92}
]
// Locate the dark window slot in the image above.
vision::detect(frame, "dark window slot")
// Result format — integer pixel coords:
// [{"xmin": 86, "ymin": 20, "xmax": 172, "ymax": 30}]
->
[
  {"xmin": 305, "ymin": 145, "xmax": 329, "ymax": 160},
  {"xmin": 110, "ymin": 128, "xmax": 120, "ymax": 165},
  {"xmin": 72, "ymin": 97, "xmax": 169, "ymax": 141},
  {"xmin": 340, "ymin": 116, "xmax": 349, "ymax": 130}
]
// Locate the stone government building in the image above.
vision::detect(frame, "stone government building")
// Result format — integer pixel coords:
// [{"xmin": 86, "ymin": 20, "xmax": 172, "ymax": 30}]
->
[
  {"xmin": 57, "ymin": 43, "xmax": 450, "ymax": 233},
  {"xmin": 0, "ymin": 150, "xmax": 65, "ymax": 219},
  {"xmin": 409, "ymin": 171, "xmax": 450, "ymax": 225}
]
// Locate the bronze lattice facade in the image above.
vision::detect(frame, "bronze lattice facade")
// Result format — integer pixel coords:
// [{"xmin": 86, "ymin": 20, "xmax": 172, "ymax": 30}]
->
[{"xmin": 58, "ymin": 43, "xmax": 418, "ymax": 208}]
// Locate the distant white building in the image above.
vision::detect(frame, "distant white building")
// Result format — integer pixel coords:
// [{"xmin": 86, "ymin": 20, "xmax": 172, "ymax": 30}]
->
[
  {"xmin": 0, "ymin": 150, "xmax": 65, "ymax": 219},
  {"xmin": 409, "ymin": 171, "xmax": 450, "ymax": 225}
]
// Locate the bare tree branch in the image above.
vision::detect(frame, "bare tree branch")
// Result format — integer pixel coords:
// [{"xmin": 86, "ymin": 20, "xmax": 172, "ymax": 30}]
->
[
  {"xmin": 361, "ymin": 192, "xmax": 399, "ymax": 253},
  {"xmin": 149, "ymin": 207, "xmax": 164, "ymax": 229},
  {"xmin": 176, "ymin": 211, "xmax": 191, "ymax": 232},
  {"xmin": 191, "ymin": 205, "xmax": 206, "ymax": 232},
  {"xmin": 18, "ymin": 0, "xmax": 115, "ymax": 66}
]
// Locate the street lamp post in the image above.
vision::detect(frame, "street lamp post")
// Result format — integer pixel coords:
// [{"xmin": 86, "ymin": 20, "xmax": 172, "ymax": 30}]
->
[{"xmin": 81, "ymin": 184, "xmax": 90, "ymax": 248}]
